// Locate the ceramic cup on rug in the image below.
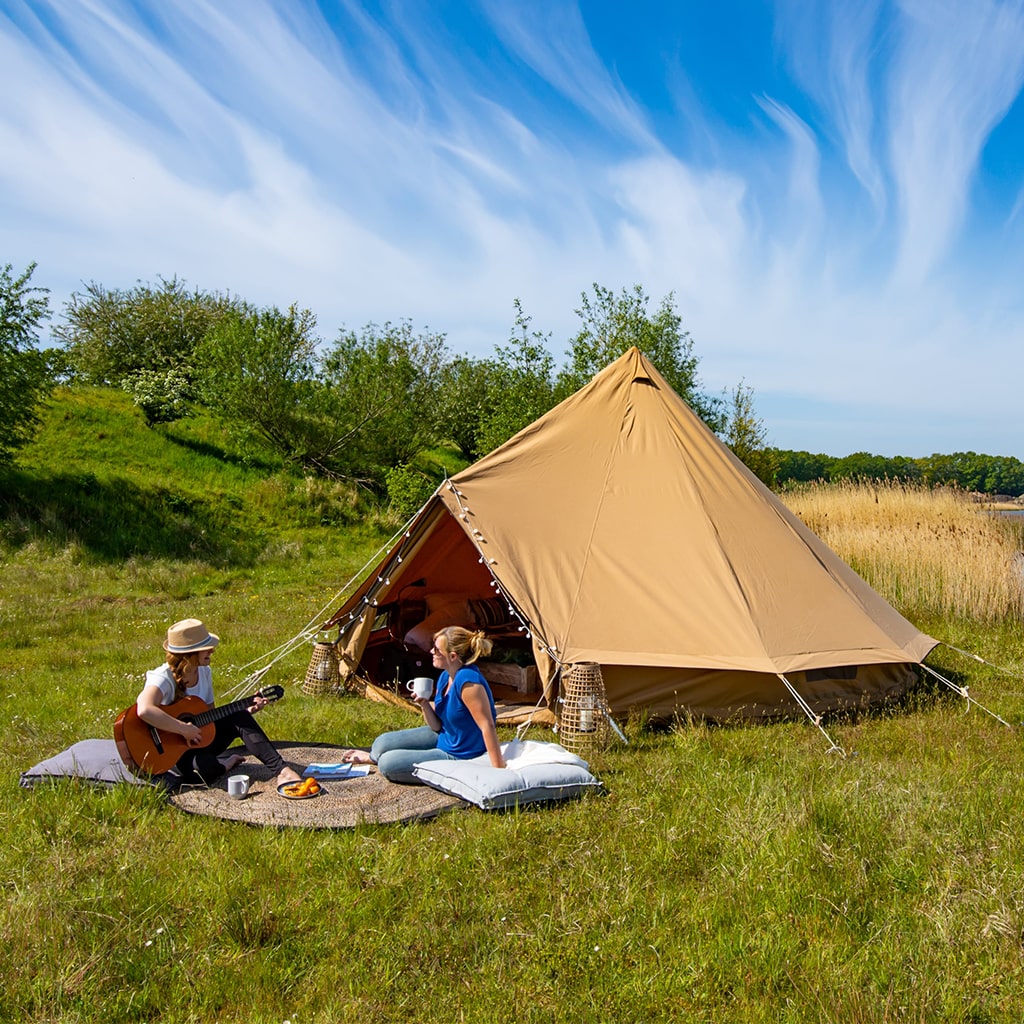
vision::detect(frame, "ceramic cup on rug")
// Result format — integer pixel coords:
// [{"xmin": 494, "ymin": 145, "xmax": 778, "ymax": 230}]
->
[
  {"xmin": 227, "ymin": 774, "xmax": 250, "ymax": 799},
  {"xmin": 406, "ymin": 677, "xmax": 434, "ymax": 700}
]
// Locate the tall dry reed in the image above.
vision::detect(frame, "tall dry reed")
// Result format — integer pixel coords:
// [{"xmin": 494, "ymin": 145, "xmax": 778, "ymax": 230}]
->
[{"xmin": 782, "ymin": 480, "xmax": 1024, "ymax": 622}]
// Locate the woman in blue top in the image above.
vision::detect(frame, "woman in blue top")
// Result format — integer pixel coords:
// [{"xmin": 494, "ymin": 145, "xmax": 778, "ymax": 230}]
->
[{"xmin": 342, "ymin": 626, "xmax": 506, "ymax": 784}]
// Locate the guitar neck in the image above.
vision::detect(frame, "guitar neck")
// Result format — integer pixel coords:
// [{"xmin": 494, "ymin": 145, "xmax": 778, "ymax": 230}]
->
[{"xmin": 189, "ymin": 695, "xmax": 257, "ymax": 729}]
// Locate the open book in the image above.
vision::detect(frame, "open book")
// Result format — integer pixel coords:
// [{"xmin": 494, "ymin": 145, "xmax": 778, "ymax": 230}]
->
[{"xmin": 304, "ymin": 762, "xmax": 371, "ymax": 780}]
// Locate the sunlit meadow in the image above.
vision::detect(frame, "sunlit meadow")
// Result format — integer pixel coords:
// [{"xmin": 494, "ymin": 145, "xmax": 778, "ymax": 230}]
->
[{"xmin": 2, "ymin": 394, "xmax": 1023, "ymax": 1022}]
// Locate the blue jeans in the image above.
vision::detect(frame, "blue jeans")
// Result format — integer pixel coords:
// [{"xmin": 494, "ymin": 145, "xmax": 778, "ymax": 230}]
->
[{"xmin": 371, "ymin": 725, "xmax": 458, "ymax": 784}]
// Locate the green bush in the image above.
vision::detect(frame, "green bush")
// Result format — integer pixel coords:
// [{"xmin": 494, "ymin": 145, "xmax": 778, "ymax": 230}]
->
[{"xmin": 385, "ymin": 463, "xmax": 437, "ymax": 518}]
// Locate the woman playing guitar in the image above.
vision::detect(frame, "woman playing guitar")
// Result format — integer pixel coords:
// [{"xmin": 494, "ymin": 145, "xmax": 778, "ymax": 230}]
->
[{"xmin": 134, "ymin": 618, "xmax": 302, "ymax": 789}]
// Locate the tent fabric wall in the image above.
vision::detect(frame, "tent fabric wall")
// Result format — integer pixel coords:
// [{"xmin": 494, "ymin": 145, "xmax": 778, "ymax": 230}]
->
[
  {"xmin": 598, "ymin": 662, "xmax": 920, "ymax": 721},
  {"xmin": 328, "ymin": 347, "xmax": 936, "ymax": 720}
]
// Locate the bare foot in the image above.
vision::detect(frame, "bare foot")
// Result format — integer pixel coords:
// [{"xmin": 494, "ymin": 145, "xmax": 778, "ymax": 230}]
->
[
  {"xmin": 340, "ymin": 749, "xmax": 373, "ymax": 765},
  {"xmin": 275, "ymin": 766, "xmax": 302, "ymax": 786},
  {"xmin": 223, "ymin": 754, "xmax": 247, "ymax": 773}
]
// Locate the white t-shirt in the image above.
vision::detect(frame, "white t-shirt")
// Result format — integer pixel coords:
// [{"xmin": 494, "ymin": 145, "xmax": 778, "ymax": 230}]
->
[{"xmin": 141, "ymin": 663, "xmax": 215, "ymax": 707}]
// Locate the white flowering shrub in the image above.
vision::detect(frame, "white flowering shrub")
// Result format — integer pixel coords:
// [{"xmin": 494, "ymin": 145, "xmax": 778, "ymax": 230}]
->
[{"xmin": 121, "ymin": 367, "xmax": 194, "ymax": 425}]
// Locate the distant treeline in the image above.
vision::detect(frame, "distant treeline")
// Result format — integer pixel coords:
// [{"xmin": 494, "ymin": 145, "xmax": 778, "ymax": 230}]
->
[
  {"xmin": 2, "ymin": 268, "xmax": 772, "ymax": 513},
  {"xmin": 5, "ymin": 261, "xmax": 1021, "ymax": 503},
  {"xmin": 774, "ymin": 450, "xmax": 1024, "ymax": 497}
]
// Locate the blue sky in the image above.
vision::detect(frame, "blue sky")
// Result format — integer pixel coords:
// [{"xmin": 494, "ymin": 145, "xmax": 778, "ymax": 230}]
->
[{"xmin": 3, "ymin": 0, "xmax": 1024, "ymax": 458}]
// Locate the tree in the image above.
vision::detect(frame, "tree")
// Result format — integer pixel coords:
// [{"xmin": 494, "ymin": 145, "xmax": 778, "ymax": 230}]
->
[
  {"xmin": 55, "ymin": 276, "xmax": 238, "ymax": 386},
  {"xmin": 198, "ymin": 308, "xmax": 448, "ymax": 487},
  {"xmin": 318, "ymin": 321, "xmax": 449, "ymax": 485},
  {"xmin": 775, "ymin": 450, "xmax": 836, "ymax": 484},
  {"xmin": 724, "ymin": 380, "xmax": 779, "ymax": 485},
  {"xmin": 474, "ymin": 300, "xmax": 556, "ymax": 456},
  {"xmin": 557, "ymin": 283, "xmax": 724, "ymax": 430},
  {"xmin": 981, "ymin": 456, "xmax": 1024, "ymax": 496},
  {"xmin": 0, "ymin": 261, "xmax": 53, "ymax": 462},
  {"xmin": 195, "ymin": 303, "xmax": 323, "ymax": 467},
  {"xmin": 434, "ymin": 356, "xmax": 492, "ymax": 460},
  {"xmin": 888, "ymin": 456, "xmax": 923, "ymax": 485},
  {"xmin": 831, "ymin": 452, "xmax": 896, "ymax": 481}
]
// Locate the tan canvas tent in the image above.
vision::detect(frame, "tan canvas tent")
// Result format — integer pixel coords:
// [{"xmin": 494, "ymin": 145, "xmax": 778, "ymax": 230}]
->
[{"xmin": 325, "ymin": 347, "xmax": 936, "ymax": 721}]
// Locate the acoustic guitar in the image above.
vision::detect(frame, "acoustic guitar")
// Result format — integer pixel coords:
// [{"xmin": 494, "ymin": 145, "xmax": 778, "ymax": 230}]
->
[{"xmin": 113, "ymin": 684, "xmax": 285, "ymax": 774}]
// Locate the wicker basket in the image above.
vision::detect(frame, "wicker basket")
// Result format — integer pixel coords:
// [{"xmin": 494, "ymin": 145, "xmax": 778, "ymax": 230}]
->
[
  {"xmin": 557, "ymin": 661, "xmax": 611, "ymax": 754},
  {"xmin": 303, "ymin": 641, "xmax": 341, "ymax": 696}
]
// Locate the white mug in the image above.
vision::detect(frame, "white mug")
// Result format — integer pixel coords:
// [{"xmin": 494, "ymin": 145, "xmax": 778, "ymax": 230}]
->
[
  {"xmin": 406, "ymin": 676, "xmax": 434, "ymax": 700},
  {"xmin": 227, "ymin": 774, "xmax": 250, "ymax": 799}
]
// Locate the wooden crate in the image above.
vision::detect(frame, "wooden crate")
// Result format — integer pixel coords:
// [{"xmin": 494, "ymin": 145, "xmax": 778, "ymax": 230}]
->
[{"xmin": 480, "ymin": 661, "xmax": 539, "ymax": 694}]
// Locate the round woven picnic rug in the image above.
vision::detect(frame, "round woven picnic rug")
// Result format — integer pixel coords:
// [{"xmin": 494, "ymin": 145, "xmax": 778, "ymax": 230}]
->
[{"xmin": 168, "ymin": 743, "xmax": 465, "ymax": 828}]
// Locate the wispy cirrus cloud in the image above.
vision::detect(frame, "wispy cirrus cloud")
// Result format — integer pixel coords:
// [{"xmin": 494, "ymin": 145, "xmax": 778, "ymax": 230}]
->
[
  {"xmin": 1, "ymin": 0, "xmax": 1023, "ymax": 456},
  {"xmin": 887, "ymin": 0, "xmax": 1024, "ymax": 286},
  {"xmin": 482, "ymin": 1, "xmax": 655, "ymax": 149}
]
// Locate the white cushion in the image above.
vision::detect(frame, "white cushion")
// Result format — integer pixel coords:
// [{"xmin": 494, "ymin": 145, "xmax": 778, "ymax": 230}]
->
[{"xmin": 412, "ymin": 747, "xmax": 602, "ymax": 810}]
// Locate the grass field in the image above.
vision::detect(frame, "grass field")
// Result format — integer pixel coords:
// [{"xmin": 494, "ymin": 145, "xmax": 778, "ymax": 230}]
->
[{"xmin": 2, "ymin": 391, "xmax": 1024, "ymax": 1023}]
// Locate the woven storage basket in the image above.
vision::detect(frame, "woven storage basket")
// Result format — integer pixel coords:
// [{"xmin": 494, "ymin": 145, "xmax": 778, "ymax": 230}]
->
[
  {"xmin": 303, "ymin": 641, "xmax": 341, "ymax": 696},
  {"xmin": 557, "ymin": 661, "xmax": 611, "ymax": 754}
]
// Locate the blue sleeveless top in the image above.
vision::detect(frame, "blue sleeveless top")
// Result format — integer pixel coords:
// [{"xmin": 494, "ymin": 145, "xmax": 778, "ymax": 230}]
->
[{"xmin": 434, "ymin": 664, "xmax": 497, "ymax": 758}]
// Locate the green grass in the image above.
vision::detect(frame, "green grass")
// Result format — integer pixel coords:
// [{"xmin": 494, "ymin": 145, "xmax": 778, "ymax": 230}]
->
[
  {"xmin": 3, "ymin": 389, "xmax": 1024, "ymax": 1022},
  {"xmin": 2, "ymin": 387, "xmax": 384, "ymax": 563}
]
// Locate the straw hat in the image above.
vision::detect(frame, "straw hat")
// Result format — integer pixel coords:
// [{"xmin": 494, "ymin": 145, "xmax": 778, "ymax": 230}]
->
[{"xmin": 163, "ymin": 618, "xmax": 220, "ymax": 653}]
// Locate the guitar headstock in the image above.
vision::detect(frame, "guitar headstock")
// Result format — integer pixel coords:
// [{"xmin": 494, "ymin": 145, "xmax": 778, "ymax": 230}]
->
[{"xmin": 257, "ymin": 684, "xmax": 285, "ymax": 703}]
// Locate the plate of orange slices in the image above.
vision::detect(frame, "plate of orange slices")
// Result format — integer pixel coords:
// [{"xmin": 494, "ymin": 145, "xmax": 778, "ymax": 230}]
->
[{"xmin": 277, "ymin": 777, "xmax": 323, "ymax": 800}]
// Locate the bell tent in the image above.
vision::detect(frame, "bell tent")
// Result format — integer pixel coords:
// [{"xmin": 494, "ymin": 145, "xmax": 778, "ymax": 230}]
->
[{"xmin": 325, "ymin": 347, "xmax": 936, "ymax": 721}]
